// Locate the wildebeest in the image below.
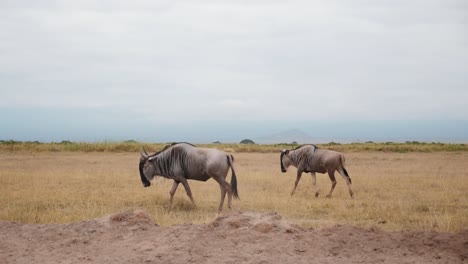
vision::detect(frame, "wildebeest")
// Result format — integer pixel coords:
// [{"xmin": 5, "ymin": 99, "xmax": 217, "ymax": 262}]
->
[
  {"xmin": 139, "ymin": 142, "xmax": 239, "ymax": 212},
  {"xmin": 280, "ymin": 144, "xmax": 353, "ymax": 198}
]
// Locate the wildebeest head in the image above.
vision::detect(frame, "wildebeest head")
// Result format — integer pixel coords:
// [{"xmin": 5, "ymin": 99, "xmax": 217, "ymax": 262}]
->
[
  {"xmin": 280, "ymin": 149, "xmax": 291, "ymax": 173},
  {"xmin": 139, "ymin": 148, "xmax": 156, "ymax": 187}
]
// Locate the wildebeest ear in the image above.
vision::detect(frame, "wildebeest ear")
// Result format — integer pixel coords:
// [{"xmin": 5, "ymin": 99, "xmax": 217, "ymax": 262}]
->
[
  {"xmin": 148, "ymin": 156, "xmax": 157, "ymax": 161},
  {"xmin": 284, "ymin": 150, "xmax": 290, "ymax": 155}
]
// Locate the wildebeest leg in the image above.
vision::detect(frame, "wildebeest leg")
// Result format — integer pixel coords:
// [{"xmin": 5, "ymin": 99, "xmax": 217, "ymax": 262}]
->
[
  {"xmin": 326, "ymin": 170, "xmax": 337, "ymax": 198},
  {"xmin": 225, "ymin": 181, "xmax": 233, "ymax": 210},
  {"xmin": 179, "ymin": 178, "xmax": 196, "ymax": 205},
  {"xmin": 213, "ymin": 177, "xmax": 232, "ymax": 212},
  {"xmin": 218, "ymin": 185, "xmax": 227, "ymax": 212},
  {"xmin": 215, "ymin": 183, "xmax": 228, "ymax": 213},
  {"xmin": 310, "ymin": 172, "xmax": 319, "ymax": 197},
  {"xmin": 337, "ymin": 167, "xmax": 354, "ymax": 198},
  {"xmin": 291, "ymin": 171, "xmax": 303, "ymax": 196},
  {"xmin": 169, "ymin": 181, "xmax": 180, "ymax": 209}
]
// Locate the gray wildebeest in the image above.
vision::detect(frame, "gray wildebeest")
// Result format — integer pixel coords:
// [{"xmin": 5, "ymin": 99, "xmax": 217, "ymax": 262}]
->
[
  {"xmin": 139, "ymin": 142, "xmax": 239, "ymax": 212},
  {"xmin": 280, "ymin": 144, "xmax": 353, "ymax": 198}
]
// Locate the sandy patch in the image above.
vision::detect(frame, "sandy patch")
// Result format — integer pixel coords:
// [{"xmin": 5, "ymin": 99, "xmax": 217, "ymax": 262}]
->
[{"xmin": 1, "ymin": 210, "xmax": 467, "ymax": 264}]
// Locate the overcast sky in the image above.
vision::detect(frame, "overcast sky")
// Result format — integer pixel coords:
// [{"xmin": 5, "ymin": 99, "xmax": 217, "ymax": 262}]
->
[{"xmin": 1, "ymin": 0, "xmax": 467, "ymax": 142}]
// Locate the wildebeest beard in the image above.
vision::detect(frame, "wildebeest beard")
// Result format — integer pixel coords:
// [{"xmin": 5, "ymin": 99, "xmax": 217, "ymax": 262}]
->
[
  {"xmin": 280, "ymin": 152, "xmax": 286, "ymax": 173},
  {"xmin": 139, "ymin": 160, "xmax": 151, "ymax": 187}
]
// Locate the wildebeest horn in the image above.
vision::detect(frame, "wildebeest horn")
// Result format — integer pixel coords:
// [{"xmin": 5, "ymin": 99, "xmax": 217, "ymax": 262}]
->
[{"xmin": 140, "ymin": 148, "xmax": 148, "ymax": 159}]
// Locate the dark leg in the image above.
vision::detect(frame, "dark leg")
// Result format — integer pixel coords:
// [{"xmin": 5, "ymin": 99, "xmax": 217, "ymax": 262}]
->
[
  {"xmin": 219, "ymin": 186, "xmax": 227, "ymax": 212},
  {"xmin": 226, "ymin": 181, "xmax": 233, "ymax": 209},
  {"xmin": 179, "ymin": 178, "xmax": 195, "ymax": 205},
  {"xmin": 169, "ymin": 181, "xmax": 180, "ymax": 209},
  {"xmin": 326, "ymin": 170, "xmax": 337, "ymax": 198},
  {"xmin": 213, "ymin": 176, "xmax": 232, "ymax": 212},
  {"xmin": 310, "ymin": 172, "xmax": 319, "ymax": 197},
  {"xmin": 291, "ymin": 171, "xmax": 303, "ymax": 196}
]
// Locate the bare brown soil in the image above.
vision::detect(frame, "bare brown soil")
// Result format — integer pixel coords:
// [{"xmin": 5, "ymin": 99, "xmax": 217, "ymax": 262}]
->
[{"xmin": 1, "ymin": 210, "xmax": 466, "ymax": 264}]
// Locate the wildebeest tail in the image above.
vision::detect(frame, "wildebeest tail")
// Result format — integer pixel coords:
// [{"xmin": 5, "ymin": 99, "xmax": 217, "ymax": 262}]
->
[
  {"xmin": 343, "ymin": 167, "xmax": 351, "ymax": 184},
  {"xmin": 227, "ymin": 155, "xmax": 240, "ymax": 200},
  {"xmin": 340, "ymin": 155, "xmax": 352, "ymax": 184}
]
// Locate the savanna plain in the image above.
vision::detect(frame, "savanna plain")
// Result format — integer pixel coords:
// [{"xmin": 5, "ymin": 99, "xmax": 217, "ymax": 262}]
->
[{"xmin": 1, "ymin": 148, "xmax": 467, "ymax": 232}]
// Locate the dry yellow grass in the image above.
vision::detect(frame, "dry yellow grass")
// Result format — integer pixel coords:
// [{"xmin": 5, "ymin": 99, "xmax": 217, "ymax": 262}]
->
[{"xmin": 0, "ymin": 151, "xmax": 467, "ymax": 232}]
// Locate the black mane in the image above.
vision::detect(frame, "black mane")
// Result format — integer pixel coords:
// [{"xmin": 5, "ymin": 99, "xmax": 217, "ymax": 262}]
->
[
  {"xmin": 293, "ymin": 144, "xmax": 318, "ymax": 151},
  {"xmin": 169, "ymin": 142, "xmax": 196, "ymax": 147},
  {"xmin": 148, "ymin": 142, "xmax": 196, "ymax": 158}
]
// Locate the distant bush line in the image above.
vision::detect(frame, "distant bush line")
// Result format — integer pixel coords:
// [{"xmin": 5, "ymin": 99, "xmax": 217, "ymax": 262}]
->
[{"xmin": 0, "ymin": 140, "xmax": 466, "ymax": 153}]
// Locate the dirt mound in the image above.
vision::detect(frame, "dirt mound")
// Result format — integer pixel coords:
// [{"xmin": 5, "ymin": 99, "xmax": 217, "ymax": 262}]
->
[
  {"xmin": 108, "ymin": 209, "xmax": 155, "ymax": 226},
  {"xmin": 208, "ymin": 211, "xmax": 301, "ymax": 233},
  {"xmin": 1, "ymin": 210, "xmax": 467, "ymax": 264}
]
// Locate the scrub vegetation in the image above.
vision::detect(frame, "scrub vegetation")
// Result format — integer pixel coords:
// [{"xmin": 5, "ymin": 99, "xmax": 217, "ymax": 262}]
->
[{"xmin": 0, "ymin": 140, "xmax": 466, "ymax": 153}]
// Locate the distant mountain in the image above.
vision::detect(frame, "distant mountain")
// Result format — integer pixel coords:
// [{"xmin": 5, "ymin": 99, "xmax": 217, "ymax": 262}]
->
[{"xmin": 254, "ymin": 129, "xmax": 317, "ymax": 144}]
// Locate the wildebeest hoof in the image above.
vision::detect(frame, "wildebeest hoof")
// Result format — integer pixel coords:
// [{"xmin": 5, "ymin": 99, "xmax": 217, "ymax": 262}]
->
[
  {"xmin": 326, "ymin": 194, "xmax": 332, "ymax": 198},
  {"xmin": 315, "ymin": 192, "xmax": 319, "ymax": 198},
  {"xmin": 143, "ymin": 182, "xmax": 151, "ymax": 187}
]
